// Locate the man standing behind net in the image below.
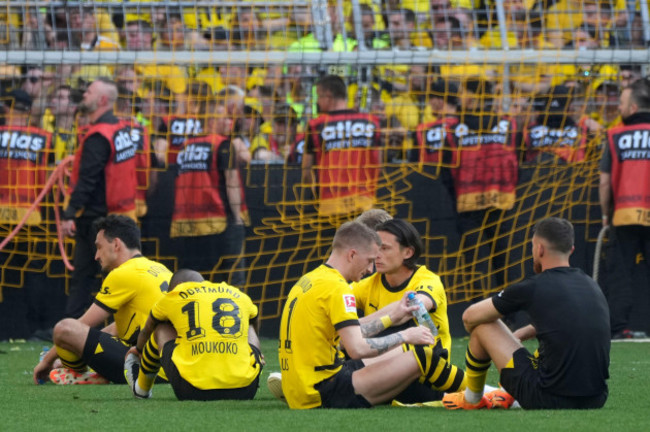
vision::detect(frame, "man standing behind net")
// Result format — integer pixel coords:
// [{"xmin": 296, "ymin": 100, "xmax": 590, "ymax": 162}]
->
[
  {"xmin": 302, "ymin": 75, "xmax": 382, "ymax": 217},
  {"xmin": 442, "ymin": 217, "xmax": 610, "ymax": 410},
  {"xmin": 60, "ymin": 78, "xmax": 139, "ymax": 318},
  {"xmin": 599, "ymin": 77, "xmax": 650, "ymax": 339}
]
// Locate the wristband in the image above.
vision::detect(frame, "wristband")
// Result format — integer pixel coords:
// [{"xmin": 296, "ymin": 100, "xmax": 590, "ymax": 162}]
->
[{"xmin": 380, "ymin": 315, "xmax": 393, "ymax": 329}]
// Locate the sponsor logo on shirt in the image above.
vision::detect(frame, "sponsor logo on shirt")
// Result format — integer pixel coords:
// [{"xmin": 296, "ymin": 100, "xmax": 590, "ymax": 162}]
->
[
  {"xmin": 0, "ymin": 130, "xmax": 47, "ymax": 161},
  {"xmin": 614, "ymin": 129, "xmax": 650, "ymax": 161},
  {"xmin": 113, "ymin": 128, "xmax": 137, "ymax": 163},
  {"xmin": 177, "ymin": 142, "xmax": 212, "ymax": 171}
]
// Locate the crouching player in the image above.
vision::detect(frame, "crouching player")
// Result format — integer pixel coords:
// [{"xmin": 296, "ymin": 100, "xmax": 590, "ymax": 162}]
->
[{"xmin": 125, "ymin": 269, "xmax": 263, "ymax": 400}]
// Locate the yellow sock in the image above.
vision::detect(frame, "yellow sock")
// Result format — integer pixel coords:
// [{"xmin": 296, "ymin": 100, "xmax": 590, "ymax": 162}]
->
[
  {"xmin": 138, "ymin": 337, "xmax": 161, "ymax": 392},
  {"xmin": 55, "ymin": 346, "xmax": 86, "ymax": 372},
  {"xmin": 464, "ymin": 346, "xmax": 490, "ymax": 402}
]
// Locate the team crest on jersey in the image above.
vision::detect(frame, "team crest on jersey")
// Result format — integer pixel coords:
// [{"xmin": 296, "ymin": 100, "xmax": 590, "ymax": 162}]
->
[{"xmin": 343, "ymin": 294, "xmax": 356, "ymax": 312}]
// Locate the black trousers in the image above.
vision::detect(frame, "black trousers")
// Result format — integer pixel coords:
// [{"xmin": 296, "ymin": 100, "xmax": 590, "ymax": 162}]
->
[
  {"xmin": 64, "ymin": 217, "xmax": 102, "ymax": 318},
  {"xmin": 606, "ymin": 225, "xmax": 650, "ymax": 333}
]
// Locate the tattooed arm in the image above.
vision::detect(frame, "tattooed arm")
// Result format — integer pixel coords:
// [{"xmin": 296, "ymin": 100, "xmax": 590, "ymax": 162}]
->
[
  {"xmin": 338, "ymin": 325, "xmax": 434, "ymax": 359},
  {"xmin": 358, "ymin": 291, "xmax": 421, "ymax": 337},
  {"xmin": 359, "ymin": 315, "xmax": 389, "ymax": 338}
]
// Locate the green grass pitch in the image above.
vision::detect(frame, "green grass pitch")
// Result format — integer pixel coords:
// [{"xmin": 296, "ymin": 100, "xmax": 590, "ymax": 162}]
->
[{"xmin": 1, "ymin": 338, "xmax": 647, "ymax": 431}]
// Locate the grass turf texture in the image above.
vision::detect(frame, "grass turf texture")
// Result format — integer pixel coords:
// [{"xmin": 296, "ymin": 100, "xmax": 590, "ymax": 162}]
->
[{"xmin": 1, "ymin": 338, "xmax": 646, "ymax": 431}]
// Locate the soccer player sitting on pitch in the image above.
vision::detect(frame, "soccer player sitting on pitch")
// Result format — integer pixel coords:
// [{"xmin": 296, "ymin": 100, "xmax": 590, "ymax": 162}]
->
[
  {"xmin": 124, "ymin": 269, "xmax": 263, "ymax": 400},
  {"xmin": 351, "ymin": 219, "xmax": 465, "ymax": 403},
  {"xmin": 279, "ymin": 221, "xmax": 465, "ymax": 409},
  {"xmin": 442, "ymin": 217, "xmax": 610, "ymax": 410},
  {"xmin": 33, "ymin": 215, "xmax": 172, "ymax": 385}
]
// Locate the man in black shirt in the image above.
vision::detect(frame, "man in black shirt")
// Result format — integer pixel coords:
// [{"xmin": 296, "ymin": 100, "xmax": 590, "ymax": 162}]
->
[
  {"xmin": 443, "ymin": 217, "xmax": 610, "ymax": 410},
  {"xmin": 61, "ymin": 78, "xmax": 138, "ymax": 318}
]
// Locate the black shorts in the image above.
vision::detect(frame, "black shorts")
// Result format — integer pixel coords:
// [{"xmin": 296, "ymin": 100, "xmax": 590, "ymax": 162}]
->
[
  {"xmin": 500, "ymin": 347, "xmax": 608, "ymax": 410},
  {"xmin": 82, "ymin": 328, "xmax": 129, "ymax": 384},
  {"xmin": 314, "ymin": 360, "xmax": 372, "ymax": 409},
  {"xmin": 160, "ymin": 340, "xmax": 262, "ymax": 401}
]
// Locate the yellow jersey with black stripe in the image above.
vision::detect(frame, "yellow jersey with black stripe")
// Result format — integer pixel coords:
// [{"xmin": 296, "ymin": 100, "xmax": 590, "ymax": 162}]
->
[
  {"xmin": 151, "ymin": 281, "xmax": 260, "ymax": 390},
  {"xmin": 94, "ymin": 256, "xmax": 172, "ymax": 345},
  {"xmin": 279, "ymin": 264, "xmax": 360, "ymax": 409},
  {"xmin": 351, "ymin": 266, "xmax": 451, "ymax": 356}
]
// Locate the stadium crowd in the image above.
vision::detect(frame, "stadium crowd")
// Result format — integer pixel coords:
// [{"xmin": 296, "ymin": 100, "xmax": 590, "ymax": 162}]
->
[{"xmin": 0, "ymin": 0, "xmax": 646, "ymax": 168}]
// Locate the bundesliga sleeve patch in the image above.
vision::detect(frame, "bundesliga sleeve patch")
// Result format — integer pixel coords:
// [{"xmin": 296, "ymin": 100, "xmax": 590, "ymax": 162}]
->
[{"xmin": 343, "ymin": 294, "xmax": 357, "ymax": 313}]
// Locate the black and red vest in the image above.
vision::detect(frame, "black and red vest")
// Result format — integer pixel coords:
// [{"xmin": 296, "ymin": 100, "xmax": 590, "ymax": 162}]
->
[
  {"xmin": 524, "ymin": 117, "xmax": 589, "ymax": 163},
  {"xmin": 607, "ymin": 123, "xmax": 650, "ymax": 226},
  {"xmin": 448, "ymin": 115, "xmax": 518, "ymax": 212},
  {"xmin": 123, "ymin": 119, "xmax": 151, "ymax": 218},
  {"xmin": 0, "ymin": 125, "xmax": 52, "ymax": 225},
  {"xmin": 416, "ymin": 115, "xmax": 459, "ymax": 167},
  {"xmin": 162, "ymin": 115, "xmax": 204, "ymax": 165},
  {"xmin": 71, "ymin": 120, "xmax": 138, "ymax": 219},
  {"xmin": 170, "ymin": 134, "xmax": 248, "ymax": 238},
  {"xmin": 306, "ymin": 110, "xmax": 381, "ymax": 216}
]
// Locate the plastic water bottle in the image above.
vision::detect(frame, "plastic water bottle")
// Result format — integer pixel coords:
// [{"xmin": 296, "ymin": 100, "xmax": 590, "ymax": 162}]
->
[
  {"xmin": 37, "ymin": 346, "xmax": 50, "ymax": 385},
  {"xmin": 407, "ymin": 293, "xmax": 438, "ymax": 336},
  {"xmin": 39, "ymin": 346, "xmax": 49, "ymax": 363}
]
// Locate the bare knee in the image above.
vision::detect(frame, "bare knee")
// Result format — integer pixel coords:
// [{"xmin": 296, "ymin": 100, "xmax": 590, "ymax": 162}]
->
[
  {"xmin": 53, "ymin": 318, "xmax": 88, "ymax": 351},
  {"xmin": 469, "ymin": 320, "xmax": 522, "ymax": 370}
]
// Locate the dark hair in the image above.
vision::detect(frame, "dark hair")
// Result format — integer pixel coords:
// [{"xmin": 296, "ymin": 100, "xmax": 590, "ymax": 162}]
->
[
  {"xmin": 93, "ymin": 215, "xmax": 141, "ymax": 250},
  {"xmin": 317, "ymin": 75, "xmax": 347, "ymax": 101},
  {"xmin": 332, "ymin": 221, "xmax": 381, "ymax": 252},
  {"xmin": 360, "ymin": 3, "xmax": 374, "ymax": 16},
  {"xmin": 628, "ymin": 77, "xmax": 650, "ymax": 111},
  {"xmin": 256, "ymin": 85, "xmax": 276, "ymax": 99},
  {"xmin": 55, "ymin": 85, "xmax": 84, "ymax": 104},
  {"xmin": 376, "ymin": 219, "xmax": 423, "ymax": 270},
  {"xmin": 273, "ymin": 103, "xmax": 298, "ymax": 127},
  {"xmin": 390, "ymin": 8, "xmax": 416, "ymax": 23},
  {"xmin": 126, "ymin": 19, "xmax": 152, "ymax": 31},
  {"xmin": 169, "ymin": 268, "xmax": 204, "ymax": 291},
  {"xmin": 533, "ymin": 217, "xmax": 574, "ymax": 254},
  {"xmin": 430, "ymin": 79, "xmax": 459, "ymax": 107}
]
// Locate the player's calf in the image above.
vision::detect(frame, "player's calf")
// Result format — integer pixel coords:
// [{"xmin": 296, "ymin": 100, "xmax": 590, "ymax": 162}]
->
[{"xmin": 404, "ymin": 344, "xmax": 466, "ymax": 393}]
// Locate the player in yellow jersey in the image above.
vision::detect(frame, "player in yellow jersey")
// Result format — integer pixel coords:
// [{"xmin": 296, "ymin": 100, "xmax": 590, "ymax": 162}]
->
[
  {"xmin": 124, "ymin": 269, "xmax": 262, "ymax": 400},
  {"xmin": 33, "ymin": 215, "xmax": 172, "ymax": 385},
  {"xmin": 352, "ymin": 219, "xmax": 463, "ymax": 403},
  {"xmin": 278, "ymin": 221, "xmax": 464, "ymax": 409}
]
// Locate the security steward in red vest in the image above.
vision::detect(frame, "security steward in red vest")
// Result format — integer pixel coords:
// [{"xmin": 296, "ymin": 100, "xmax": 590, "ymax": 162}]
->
[
  {"xmin": 61, "ymin": 78, "xmax": 138, "ymax": 318},
  {"xmin": 170, "ymin": 96, "xmax": 249, "ymax": 286},
  {"xmin": 599, "ymin": 77, "xmax": 650, "ymax": 339},
  {"xmin": 302, "ymin": 75, "xmax": 382, "ymax": 217}
]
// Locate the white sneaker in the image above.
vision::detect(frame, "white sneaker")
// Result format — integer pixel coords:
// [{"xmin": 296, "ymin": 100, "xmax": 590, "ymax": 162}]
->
[
  {"xmin": 267, "ymin": 372, "xmax": 286, "ymax": 404},
  {"xmin": 124, "ymin": 353, "xmax": 152, "ymax": 399}
]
